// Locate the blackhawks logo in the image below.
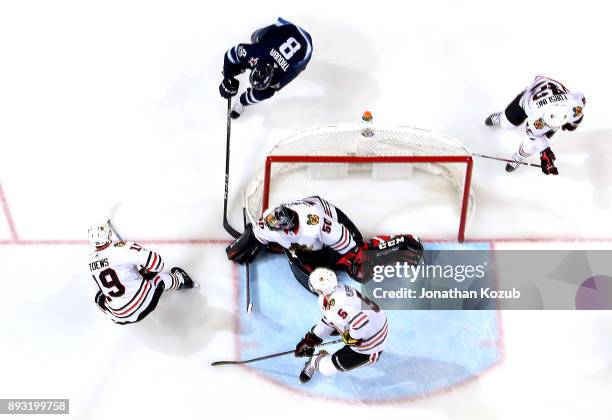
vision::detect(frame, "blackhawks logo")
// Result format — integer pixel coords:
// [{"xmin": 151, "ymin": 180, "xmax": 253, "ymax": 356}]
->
[
  {"xmin": 306, "ymin": 214, "xmax": 320, "ymax": 225},
  {"xmin": 324, "ymin": 298, "xmax": 335, "ymax": 310}
]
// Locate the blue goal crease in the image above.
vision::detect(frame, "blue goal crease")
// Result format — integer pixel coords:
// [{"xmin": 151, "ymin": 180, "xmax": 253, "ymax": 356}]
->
[{"xmin": 236, "ymin": 242, "xmax": 502, "ymax": 402}]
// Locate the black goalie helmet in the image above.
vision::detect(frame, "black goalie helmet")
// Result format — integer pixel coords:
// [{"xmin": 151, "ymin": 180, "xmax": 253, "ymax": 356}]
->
[
  {"xmin": 264, "ymin": 205, "xmax": 298, "ymax": 231},
  {"xmin": 249, "ymin": 62, "xmax": 275, "ymax": 90}
]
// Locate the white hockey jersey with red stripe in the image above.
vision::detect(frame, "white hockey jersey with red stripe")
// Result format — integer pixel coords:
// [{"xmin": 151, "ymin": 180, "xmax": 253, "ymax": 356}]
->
[
  {"xmin": 89, "ymin": 241, "xmax": 164, "ymax": 317},
  {"xmin": 312, "ymin": 285, "xmax": 388, "ymax": 355},
  {"xmin": 253, "ymin": 196, "xmax": 356, "ymax": 255},
  {"xmin": 519, "ymin": 76, "xmax": 585, "ymax": 148}
]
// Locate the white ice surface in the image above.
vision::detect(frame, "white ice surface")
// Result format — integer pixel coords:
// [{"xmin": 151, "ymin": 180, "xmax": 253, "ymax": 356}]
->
[{"xmin": 0, "ymin": 1, "xmax": 611, "ymax": 419}]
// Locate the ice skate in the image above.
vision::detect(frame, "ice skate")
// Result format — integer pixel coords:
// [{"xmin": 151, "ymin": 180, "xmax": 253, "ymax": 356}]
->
[
  {"xmin": 299, "ymin": 350, "xmax": 328, "ymax": 384},
  {"xmin": 171, "ymin": 267, "xmax": 197, "ymax": 289},
  {"xmin": 230, "ymin": 101, "xmax": 244, "ymax": 119},
  {"xmin": 485, "ymin": 112, "xmax": 501, "ymax": 126}
]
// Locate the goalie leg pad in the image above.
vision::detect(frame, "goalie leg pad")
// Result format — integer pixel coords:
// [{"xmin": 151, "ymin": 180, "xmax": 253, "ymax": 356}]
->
[
  {"xmin": 286, "ymin": 249, "xmax": 336, "ymax": 294},
  {"xmin": 286, "ymin": 253, "xmax": 313, "ymax": 294},
  {"xmin": 335, "ymin": 207, "xmax": 364, "ymax": 247},
  {"xmin": 355, "ymin": 234, "xmax": 424, "ymax": 283}
]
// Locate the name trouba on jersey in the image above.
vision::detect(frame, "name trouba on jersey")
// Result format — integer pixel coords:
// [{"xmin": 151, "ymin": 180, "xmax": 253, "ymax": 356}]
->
[{"xmin": 269, "ymin": 48, "xmax": 290, "ymax": 72}]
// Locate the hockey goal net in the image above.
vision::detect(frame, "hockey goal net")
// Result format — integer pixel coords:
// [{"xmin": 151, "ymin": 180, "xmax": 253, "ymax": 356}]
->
[{"xmin": 244, "ymin": 123, "xmax": 474, "ymax": 242}]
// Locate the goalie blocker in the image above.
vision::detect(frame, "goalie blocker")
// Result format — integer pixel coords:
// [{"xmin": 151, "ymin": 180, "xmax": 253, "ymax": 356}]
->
[{"xmin": 225, "ymin": 223, "xmax": 262, "ymax": 264}]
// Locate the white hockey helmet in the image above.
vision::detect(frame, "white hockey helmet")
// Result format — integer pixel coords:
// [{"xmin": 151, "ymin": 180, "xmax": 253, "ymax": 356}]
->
[
  {"xmin": 542, "ymin": 103, "xmax": 571, "ymax": 129},
  {"xmin": 308, "ymin": 268, "xmax": 338, "ymax": 295},
  {"xmin": 88, "ymin": 221, "xmax": 112, "ymax": 248}
]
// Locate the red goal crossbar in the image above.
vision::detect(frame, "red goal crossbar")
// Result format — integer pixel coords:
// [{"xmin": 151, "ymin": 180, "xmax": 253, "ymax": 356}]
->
[{"xmin": 261, "ymin": 155, "xmax": 473, "ymax": 242}]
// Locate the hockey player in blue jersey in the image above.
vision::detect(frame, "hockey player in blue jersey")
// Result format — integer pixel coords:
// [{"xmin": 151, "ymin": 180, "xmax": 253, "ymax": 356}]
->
[{"xmin": 219, "ymin": 18, "xmax": 313, "ymax": 119}]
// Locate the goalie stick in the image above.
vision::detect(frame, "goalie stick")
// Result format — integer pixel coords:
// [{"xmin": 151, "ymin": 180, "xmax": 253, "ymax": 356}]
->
[
  {"xmin": 243, "ymin": 207, "xmax": 253, "ymax": 313},
  {"xmin": 211, "ymin": 339, "xmax": 342, "ymax": 366},
  {"xmin": 223, "ymin": 98, "xmax": 241, "ymax": 239},
  {"xmin": 473, "ymin": 153, "xmax": 542, "ymax": 168}
]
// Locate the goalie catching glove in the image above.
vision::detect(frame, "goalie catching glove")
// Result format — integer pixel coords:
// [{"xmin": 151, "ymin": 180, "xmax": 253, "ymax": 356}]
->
[
  {"xmin": 295, "ymin": 331, "xmax": 323, "ymax": 357},
  {"xmin": 226, "ymin": 223, "xmax": 262, "ymax": 265},
  {"xmin": 540, "ymin": 147, "xmax": 558, "ymax": 175},
  {"xmin": 335, "ymin": 246, "xmax": 364, "ymax": 278}
]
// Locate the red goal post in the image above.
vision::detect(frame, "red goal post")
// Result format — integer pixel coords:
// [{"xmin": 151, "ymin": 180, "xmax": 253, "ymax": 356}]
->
[{"xmin": 244, "ymin": 123, "xmax": 475, "ymax": 242}]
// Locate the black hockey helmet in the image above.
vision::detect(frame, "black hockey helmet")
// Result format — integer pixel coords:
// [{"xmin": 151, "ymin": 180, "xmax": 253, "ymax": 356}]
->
[
  {"xmin": 249, "ymin": 62, "xmax": 275, "ymax": 90},
  {"xmin": 264, "ymin": 205, "xmax": 298, "ymax": 231}
]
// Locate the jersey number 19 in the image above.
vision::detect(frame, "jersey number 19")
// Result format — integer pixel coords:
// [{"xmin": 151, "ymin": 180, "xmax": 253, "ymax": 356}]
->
[{"xmin": 94, "ymin": 268, "xmax": 125, "ymax": 297}]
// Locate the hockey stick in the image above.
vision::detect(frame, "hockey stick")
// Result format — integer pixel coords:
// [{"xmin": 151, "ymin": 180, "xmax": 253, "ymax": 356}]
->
[
  {"xmin": 223, "ymin": 97, "xmax": 241, "ymax": 239},
  {"xmin": 106, "ymin": 203, "xmax": 124, "ymax": 241},
  {"xmin": 211, "ymin": 339, "xmax": 342, "ymax": 366},
  {"xmin": 473, "ymin": 153, "xmax": 542, "ymax": 168},
  {"xmin": 243, "ymin": 207, "xmax": 253, "ymax": 313},
  {"xmin": 107, "ymin": 219, "xmax": 123, "ymax": 241}
]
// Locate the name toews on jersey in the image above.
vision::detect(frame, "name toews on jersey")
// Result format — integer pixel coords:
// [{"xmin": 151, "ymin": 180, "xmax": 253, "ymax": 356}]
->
[
  {"xmin": 253, "ymin": 196, "xmax": 356, "ymax": 255},
  {"xmin": 89, "ymin": 241, "xmax": 166, "ymax": 321},
  {"xmin": 312, "ymin": 285, "xmax": 388, "ymax": 354}
]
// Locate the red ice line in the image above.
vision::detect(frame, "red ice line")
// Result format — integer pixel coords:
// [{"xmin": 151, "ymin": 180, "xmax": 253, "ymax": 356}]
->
[
  {"xmin": 0, "ymin": 181, "xmax": 18, "ymax": 241},
  {"xmin": 0, "ymin": 181, "xmax": 584, "ymax": 404},
  {"xmin": 0, "ymin": 181, "xmax": 610, "ymax": 246},
  {"xmin": 0, "ymin": 181, "xmax": 233, "ymax": 246}
]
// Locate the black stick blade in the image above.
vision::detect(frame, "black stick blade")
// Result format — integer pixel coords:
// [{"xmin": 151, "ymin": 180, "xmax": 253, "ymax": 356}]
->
[{"xmin": 211, "ymin": 361, "xmax": 240, "ymax": 367}]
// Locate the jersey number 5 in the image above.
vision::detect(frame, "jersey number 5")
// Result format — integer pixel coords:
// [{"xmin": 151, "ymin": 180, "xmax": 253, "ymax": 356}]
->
[
  {"xmin": 96, "ymin": 268, "xmax": 126, "ymax": 297},
  {"xmin": 279, "ymin": 37, "xmax": 301, "ymax": 60}
]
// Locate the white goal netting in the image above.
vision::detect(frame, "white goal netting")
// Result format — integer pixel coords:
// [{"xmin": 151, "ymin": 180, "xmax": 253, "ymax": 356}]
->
[{"xmin": 244, "ymin": 123, "xmax": 475, "ymax": 241}]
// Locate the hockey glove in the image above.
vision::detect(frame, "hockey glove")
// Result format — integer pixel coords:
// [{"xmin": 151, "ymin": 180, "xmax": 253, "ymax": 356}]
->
[
  {"xmin": 335, "ymin": 246, "xmax": 364, "ymax": 278},
  {"xmin": 562, "ymin": 114, "xmax": 583, "ymax": 131},
  {"xmin": 226, "ymin": 223, "xmax": 262, "ymax": 265},
  {"xmin": 295, "ymin": 331, "xmax": 323, "ymax": 357},
  {"xmin": 342, "ymin": 331, "xmax": 362, "ymax": 346},
  {"xmin": 138, "ymin": 267, "xmax": 158, "ymax": 281},
  {"xmin": 219, "ymin": 78, "xmax": 239, "ymax": 99},
  {"xmin": 540, "ymin": 147, "xmax": 558, "ymax": 175}
]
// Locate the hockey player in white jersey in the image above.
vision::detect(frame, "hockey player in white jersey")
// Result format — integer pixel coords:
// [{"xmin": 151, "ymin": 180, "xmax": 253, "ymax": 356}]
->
[
  {"xmin": 485, "ymin": 75, "xmax": 585, "ymax": 175},
  {"xmin": 88, "ymin": 222, "xmax": 196, "ymax": 325},
  {"xmin": 226, "ymin": 195, "xmax": 424, "ymax": 290},
  {"xmin": 294, "ymin": 268, "xmax": 387, "ymax": 383},
  {"xmin": 227, "ymin": 196, "xmax": 365, "ymax": 290}
]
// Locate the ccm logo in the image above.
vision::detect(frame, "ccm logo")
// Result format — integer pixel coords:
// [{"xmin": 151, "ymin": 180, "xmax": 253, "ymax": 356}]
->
[{"xmin": 378, "ymin": 236, "xmax": 405, "ymax": 249}]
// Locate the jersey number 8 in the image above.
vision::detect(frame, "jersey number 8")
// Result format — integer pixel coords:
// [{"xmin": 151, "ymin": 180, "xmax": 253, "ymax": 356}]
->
[{"xmin": 279, "ymin": 37, "xmax": 301, "ymax": 60}]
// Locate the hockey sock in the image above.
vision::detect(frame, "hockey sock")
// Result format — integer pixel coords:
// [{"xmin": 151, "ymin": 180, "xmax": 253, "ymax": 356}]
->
[
  {"xmin": 500, "ymin": 112, "xmax": 516, "ymax": 129},
  {"xmin": 156, "ymin": 272, "xmax": 182, "ymax": 291},
  {"xmin": 318, "ymin": 355, "xmax": 339, "ymax": 376}
]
